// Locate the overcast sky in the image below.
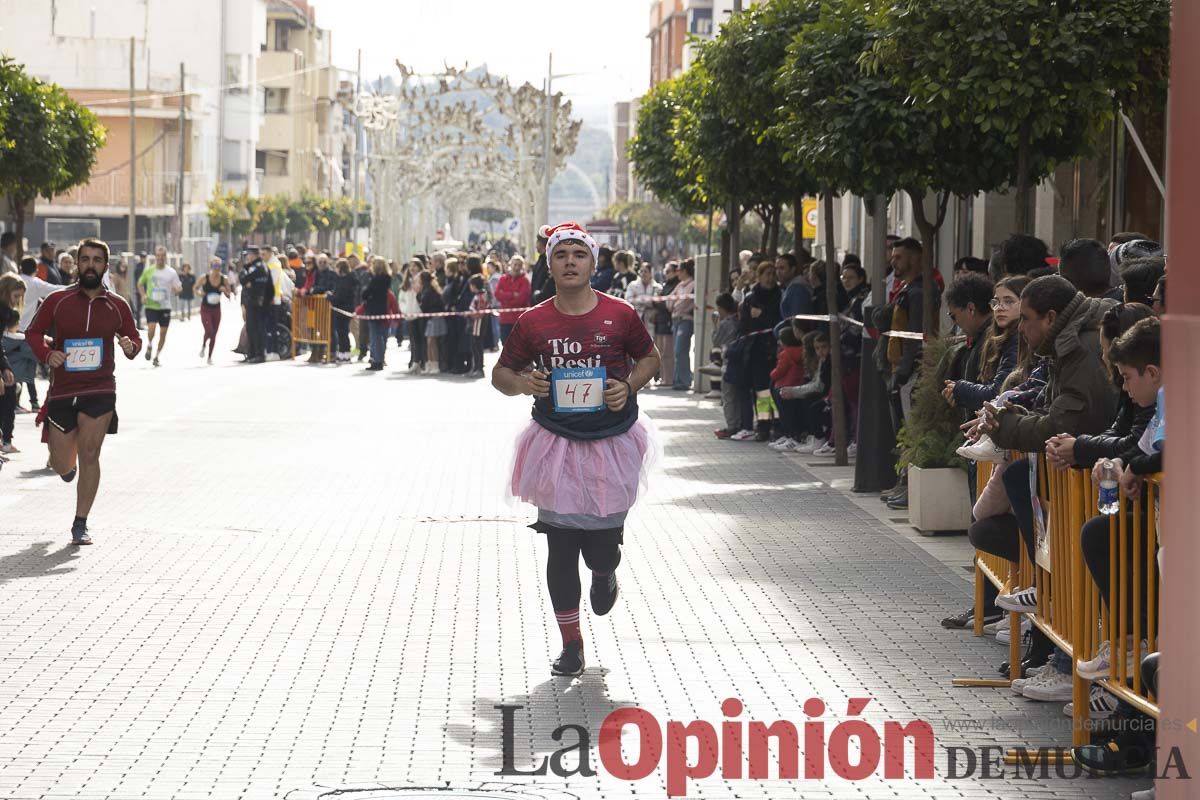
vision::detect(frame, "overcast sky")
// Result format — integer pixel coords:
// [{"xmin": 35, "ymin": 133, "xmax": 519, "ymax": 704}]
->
[{"xmin": 318, "ymin": 0, "xmax": 652, "ymax": 126}]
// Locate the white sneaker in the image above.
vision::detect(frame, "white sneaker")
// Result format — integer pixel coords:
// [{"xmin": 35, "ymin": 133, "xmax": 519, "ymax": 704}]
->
[
  {"xmin": 730, "ymin": 429, "xmax": 757, "ymax": 441},
  {"xmin": 265, "ymin": 353, "xmax": 281, "ymax": 362},
  {"xmin": 996, "ymin": 586, "xmax": 1038, "ymax": 613},
  {"xmin": 1131, "ymin": 787, "xmax": 1155, "ymax": 800},
  {"xmin": 1063, "ymin": 685, "xmax": 1120, "ymax": 719},
  {"xmin": 1010, "ymin": 661, "xmax": 1057, "ymax": 694},
  {"xmin": 1076, "ymin": 638, "xmax": 1146, "ymax": 681},
  {"xmin": 768, "ymin": 437, "xmax": 796, "ymax": 451},
  {"xmin": 704, "ymin": 389, "xmax": 721, "ymax": 399},
  {"xmin": 996, "ymin": 616, "xmax": 1031, "ymax": 644},
  {"xmin": 812, "ymin": 441, "xmax": 836, "ymax": 456},
  {"xmin": 206, "ymin": 356, "xmax": 213, "ymax": 365},
  {"xmin": 1021, "ymin": 669, "xmax": 1073, "ymax": 702},
  {"xmin": 792, "ymin": 435, "xmax": 820, "ymax": 453},
  {"xmin": 847, "ymin": 442, "xmax": 857, "ymax": 458},
  {"xmin": 956, "ymin": 434, "xmax": 1007, "ymax": 463},
  {"xmin": 0, "ymin": 442, "xmax": 18, "ymax": 454},
  {"xmin": 983, "ymin": 617, "xmax": 1008, "ymax": 636}
]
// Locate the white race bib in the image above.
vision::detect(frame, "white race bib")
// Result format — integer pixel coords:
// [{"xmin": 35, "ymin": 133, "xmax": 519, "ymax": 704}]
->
[
  {"xmin": 64, "ymin": 338, "xmax": 103, "ymax": 372},
  {"xmin": 151, "ymin": 287, "xmax": 168, "ymax": 303},
  {"xmin": 551, "ymin": 367, "xmax": 607, "ymax": 414},
  {"xmin": 205, "ymin": 292, "xmax": 221, "ymax": 306}
]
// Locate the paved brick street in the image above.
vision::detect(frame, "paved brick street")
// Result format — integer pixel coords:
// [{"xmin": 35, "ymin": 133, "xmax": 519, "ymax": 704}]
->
[{"xmin": 0, "ymin": 308, "xmax": 1149, "ymax": 799}]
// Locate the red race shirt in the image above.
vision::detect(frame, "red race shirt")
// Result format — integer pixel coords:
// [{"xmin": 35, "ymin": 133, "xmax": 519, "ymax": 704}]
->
[
  {"xmin": 500, "ymin": 292, "xmax": 654, "ymax": 439},
  {"xmin": 25, "ymin": 285, "xmax": 142, "ymax": 402}
]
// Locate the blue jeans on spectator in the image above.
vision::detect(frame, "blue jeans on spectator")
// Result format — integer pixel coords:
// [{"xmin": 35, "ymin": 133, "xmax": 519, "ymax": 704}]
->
[
  {"xmin": 368, "ymin": 320, "xmax": 389, "ymax": 366},
  {"xmin": 672, "ymin": 318, "xmax": 693, "ymax": 388}
]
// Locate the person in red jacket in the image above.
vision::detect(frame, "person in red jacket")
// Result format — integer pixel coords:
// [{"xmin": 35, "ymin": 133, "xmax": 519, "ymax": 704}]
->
[
  {"xmin": 494, "ymin": 256, "xmax": 532, "ymax": 343},
  {"xmin": 768, "ymin": 327, "xmax": 809, "ymax": 451},
  {"xmin": 25, "ymin": 238, "xmax": 141, "ymax": 546}
]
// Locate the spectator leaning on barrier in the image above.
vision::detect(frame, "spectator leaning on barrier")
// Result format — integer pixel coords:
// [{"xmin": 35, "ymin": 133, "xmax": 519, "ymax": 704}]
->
[
  {"xmin": 973, "ymin": 276, "xmax": 1118, "ymax": 614},
  {"xmin": 651, "ymin": 262, "xmax": 679, "ymax": 386},
  {"xmin": 941, "ymin": 272, "xmax": 995, "ymax": 414}
]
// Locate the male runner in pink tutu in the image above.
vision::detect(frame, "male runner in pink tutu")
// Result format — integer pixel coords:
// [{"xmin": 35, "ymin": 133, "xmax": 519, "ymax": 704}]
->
[{"xmin": 492, "ymin": 222, "xmax": 663, "ymax": 676}]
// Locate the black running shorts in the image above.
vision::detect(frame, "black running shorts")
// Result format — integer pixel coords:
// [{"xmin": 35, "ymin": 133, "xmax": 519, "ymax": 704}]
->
[{"xmin": 46, "ymin": 394, "xmax": 118, "ymax": 435}]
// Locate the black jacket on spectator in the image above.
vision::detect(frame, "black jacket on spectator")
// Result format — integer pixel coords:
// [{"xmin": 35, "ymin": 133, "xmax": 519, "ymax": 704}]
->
[
  {"xmin": 311, "ymin": 267, "xmax": 337, "ymax": 295},
  {"xmin": 240, "ymin": 259, "xmax": 273, "ymax": 308},
  {"xmin": 1073, "ymin": 395, "xmax": 1155, "ymax": 469},
  {"xmin": 331, "ymin": 274, "xmax": 360, "ymax": 311},
  {"xmin": 840, "ymin": 284, "xmax": 869, "ymax": 371},
  {"xmin": 362, "ymin": 273, "xmax": 391, "ymax": 316},
  {"xmin": 952, "ymin": 328, "xmax": 1018, "ymax": 412},
  {"xmin": 739, "ymin": 283, "xmax": 783, "ymax": 391}
]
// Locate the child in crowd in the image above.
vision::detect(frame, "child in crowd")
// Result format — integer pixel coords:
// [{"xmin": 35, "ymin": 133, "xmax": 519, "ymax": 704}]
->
[
  {"xmin": 467, "ymin": 275, "xmax": 488, "ymax": 378},
  {"xmin": 772, "ymin": 329, "xmax": 832, "ymax": 454},
  {"xmin": 767, "ymin": 328, "xmax": 807, "ymax": 450},
  {"xmin": 710, "ymin": 293, "xmax": 743, "ymax": 439}
]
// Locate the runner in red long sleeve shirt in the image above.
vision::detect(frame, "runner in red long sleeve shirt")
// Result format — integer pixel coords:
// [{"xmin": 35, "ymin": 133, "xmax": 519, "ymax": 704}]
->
[{"xmin": 24, "ymin": 238, "xmax": 141, "ymax": 546}]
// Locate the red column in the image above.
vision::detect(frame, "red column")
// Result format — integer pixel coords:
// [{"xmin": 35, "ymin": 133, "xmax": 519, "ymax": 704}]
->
[{"xmin": 1159, "ymin": 3, "xmax": 1199, "ymax": 797}]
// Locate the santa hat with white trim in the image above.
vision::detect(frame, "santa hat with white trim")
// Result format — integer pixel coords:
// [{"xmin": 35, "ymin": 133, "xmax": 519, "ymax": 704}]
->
[{"xmin": 545, "ymin": 222, "xmax": 598, "ymax": 265}]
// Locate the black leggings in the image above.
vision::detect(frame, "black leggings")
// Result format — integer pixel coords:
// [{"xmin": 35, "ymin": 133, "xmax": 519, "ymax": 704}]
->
[
  {"xmin": 0, "ymin": 383, "xmax": 15, "ymax": 443},
  {"xmin": 545, "ymin": 531, "xmax": 622, "ymax": 613}
]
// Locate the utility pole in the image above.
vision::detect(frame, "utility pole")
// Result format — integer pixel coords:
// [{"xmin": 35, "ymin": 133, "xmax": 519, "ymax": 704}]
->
[
  {"xmin": 128, "ymin": 36, "xmax": 137, "ymax": 255},
  {"xmin": 175, "ymin": 62, "xmax": 186, "ymax": 253},
  {"xmin": 350, "ymin": 48, "xmax": 362, "ymax": 250},
  {"xmin": 217, "ymin": 0, "xmax": 227, "ymax": 184},
  {"xmin": 542, "ymin": 53, "xmax": 553, "ymax": 227}
]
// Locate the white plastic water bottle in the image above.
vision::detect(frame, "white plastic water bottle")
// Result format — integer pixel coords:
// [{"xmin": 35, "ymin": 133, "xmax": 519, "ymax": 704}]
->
[{"xmin": 1098, "ymin": 459, "xmax": 1120, "ymax": 515}]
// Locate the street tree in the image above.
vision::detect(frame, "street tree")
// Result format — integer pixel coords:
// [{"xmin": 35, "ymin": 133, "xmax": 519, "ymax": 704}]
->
[
  {"xmin": 0, "ymin": 57, "xmax": 105, "ymax": 256},
  {"xmin": 874, "ymin": 0, "xmax": 1170, "ymax": 233},
  {"xmin": 627, "ymin": 77, "xmax": 705, "ymax": 217}
]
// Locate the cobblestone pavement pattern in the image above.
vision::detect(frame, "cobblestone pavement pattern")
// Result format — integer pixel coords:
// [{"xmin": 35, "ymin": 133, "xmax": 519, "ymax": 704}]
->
[{"xmin": 0, "ymin": 307, "xmax": 1148, "ymax": 799}]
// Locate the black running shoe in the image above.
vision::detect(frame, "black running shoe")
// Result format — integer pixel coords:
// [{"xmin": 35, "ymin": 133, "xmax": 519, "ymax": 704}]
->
[
  {"xmin": 591, "ymin": 573, "xmax": 619, "ymax": 616},
  {"xmin": 71, "ymin": 520, "xmax": 92, "ymax": 546},
  {"xmin": 1073, "ymin": 732, "xmax": 1154, "ymax": 777},
  {"xmin": 61, "ymin": 467, "xmax": 77, "ymax": 483},
  {"xmin": 551, "ymin": 640, "xmax": 585, "ymax": 677},
  {"xmin": 941, "ymin": 608, "xmax": 1002, "ymax": 629}
]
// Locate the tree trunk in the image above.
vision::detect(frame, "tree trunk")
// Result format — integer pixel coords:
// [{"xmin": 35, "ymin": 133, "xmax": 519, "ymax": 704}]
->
[
  {"xmin": 822, "ymin": 190, "xmax": 849, "ymax": 467},
  {"xmin": 793, "ymin": 193, "xmax": 804, "ymax": 255},
  {"xmin": 1014, "ymin": 121, "xmax": 1032, "ymax": 234},
  {"xmin": 768, "ymin": 205, "xmax": 781, "ymax": 256},
  {"xmin": 725, "ymin": 199, "xmax": 740, "ymax": 291},
  {"xmin": 13, "ymin": 199, "xmax": 27, "ymax": 260},
  {"xmin": 759, "ymin": 208, "xmax": 770, "ymax": 253}
]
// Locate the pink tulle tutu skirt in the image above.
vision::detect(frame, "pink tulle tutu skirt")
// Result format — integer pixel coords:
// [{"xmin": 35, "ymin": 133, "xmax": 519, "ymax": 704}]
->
[{"xmin": 508, "ymin": 414, "xmax": 662, "ymax": 517}]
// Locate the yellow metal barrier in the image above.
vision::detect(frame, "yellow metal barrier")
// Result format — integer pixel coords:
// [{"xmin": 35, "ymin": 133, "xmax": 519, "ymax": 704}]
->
[{"xmin": 291, "ymin": 294, "xmax": 333, "ymax": 362}]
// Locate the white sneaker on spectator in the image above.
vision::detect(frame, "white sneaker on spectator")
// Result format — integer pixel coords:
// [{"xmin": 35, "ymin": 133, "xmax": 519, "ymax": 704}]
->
[
  {"xmin": 768, "ymin": 437, "xmax": 796, "ymax": 451},
  {"xmin": 1076, "ymin": 638, "xmax": 1146, "ymax": 681},
  {"xmin": 956, "ymin": 434, "xmax": 1007, "ymax": 463},
  {"xmin": 847, "ymin": 442, "xmax": 857, "ymax": 458},
  {"xmin": 704, "ymin": 389, "xmax": 721, "ymax": 399},
  {"xmin": 794, "ymin": 436, "xmax": 824, "ymax": 454},
  {"xmin": 1130, "ymin": 787, "xmax": 1155, "ymax": 799},
  {"xmin": 1010, "ymin": 661, "xmax": 1057, "ymax": 694},
  {"xmin": 996, "ymin": 616, "xmax": 1031, "ymax": 644},
  {"xmin": 1021, "ymin": 670, "xmax": 1073, "ymax": 702},
  {"xmin": 730, "ymin": 429, "xmax": 757, "ymax": 441},
  {"xmin": 812, "ymin": 441, "xmax": 836, "ymax": 456},
  {"xmin": 983, "ymin": 617, "xmax": 1008, "ymax": 636},
  {"xmin": 996, "ymin": 586, "xmax": 1037, "ymax": 613},
  {"xmin": 1063, "ymin": 685, "xmax": 1120, "ymax": 719}
]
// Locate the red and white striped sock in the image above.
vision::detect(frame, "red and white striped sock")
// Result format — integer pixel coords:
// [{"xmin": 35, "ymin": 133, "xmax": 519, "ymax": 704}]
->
[{"xmin": 554, "ymin": 608, "xmax": 582, "ymax": 646}]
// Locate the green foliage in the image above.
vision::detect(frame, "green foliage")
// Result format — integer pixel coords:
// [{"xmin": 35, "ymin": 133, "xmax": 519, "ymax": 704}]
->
[
  {"xmin": 627, "ymin": 77, "xmax": 705, "ymax": 214},
  {"xmin": 895, "ymin": 336, "xmax": 967, "ymax": 472},
  {"xmin": 256, "ymin": 195, "xmax": 287, "ymax": 235},
  {"xmin": 690, "ymin": 0, "xmax": 819, "ymax": 206},
  {"xmin": 873, "ymin": 0, "xmax": 1169, "ymax": 200},
  {"xmin": 469, "ymin": 207, "xmax": 512, "ymax": 225},
  {"xmin": 0, "ymin": 56, "xmax": 106, "ymax": 235},
  {"xmin": 606, "ymin": 200, "xmax": 686, "ymax": 240}
]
